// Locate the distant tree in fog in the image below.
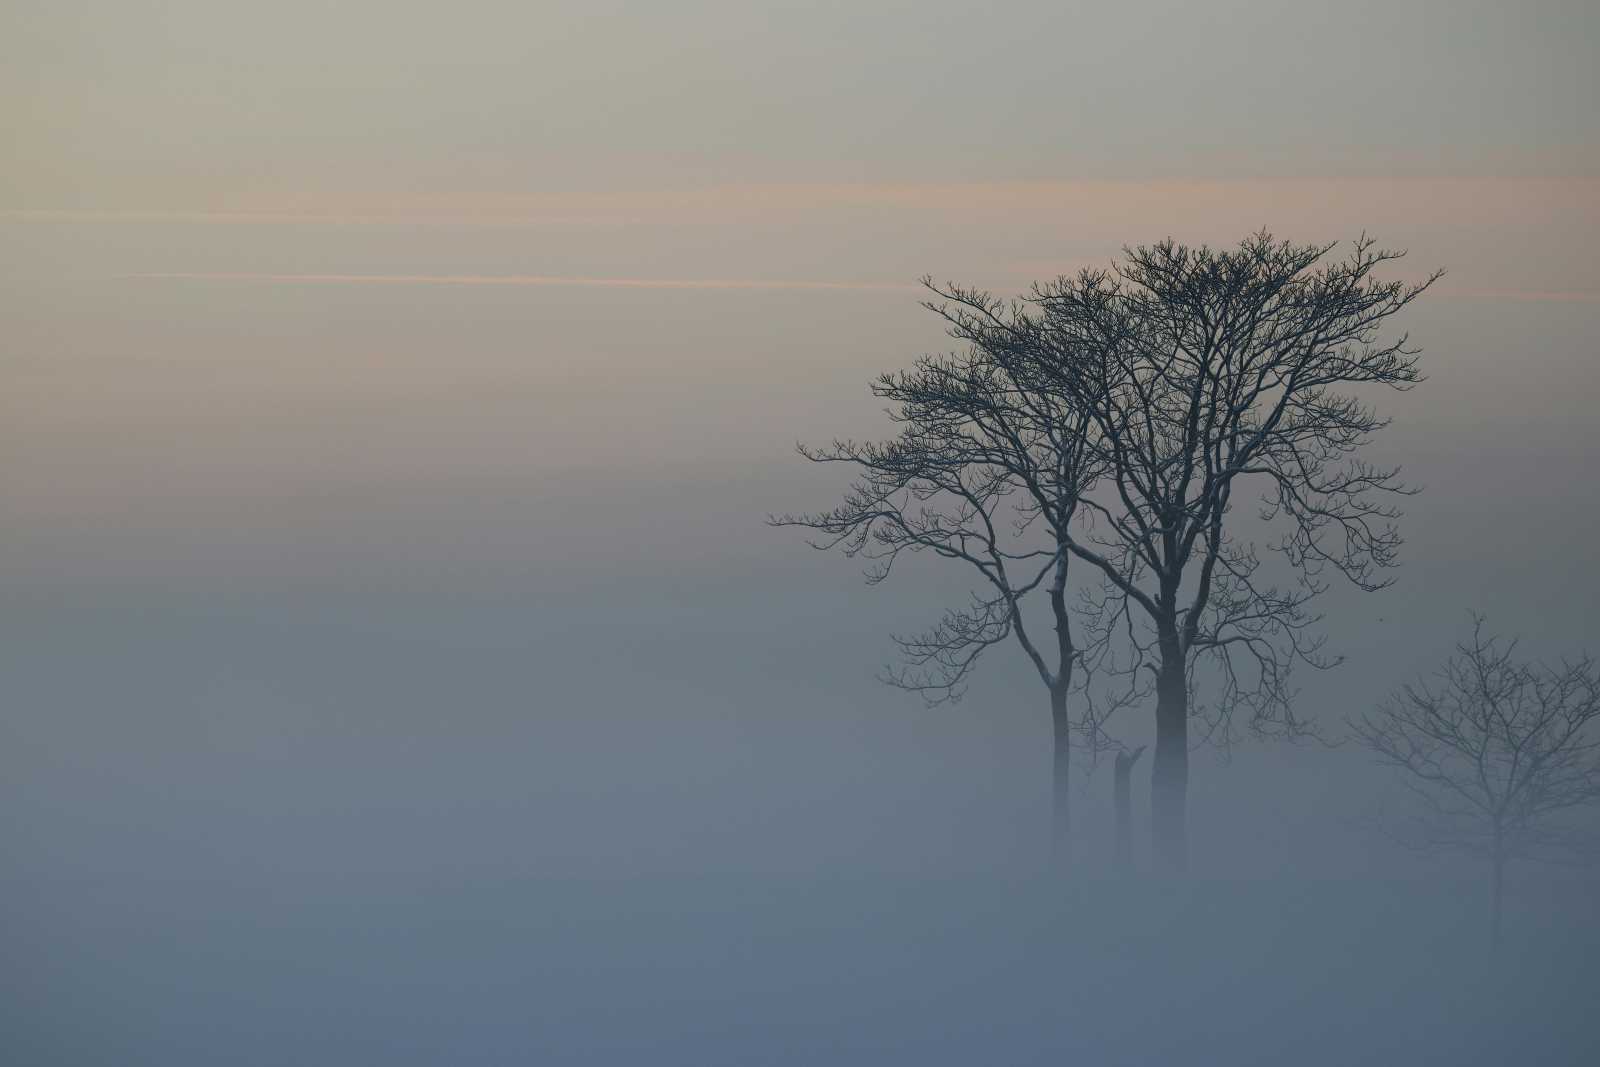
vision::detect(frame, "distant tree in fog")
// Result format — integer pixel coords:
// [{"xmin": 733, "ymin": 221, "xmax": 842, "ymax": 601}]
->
[
  {"xmin": 771, "ymin": 284, "xmax": 1136, "ymax": 863},
  {"xmin": 992, "ymin": 233, "xmax": 1440, "ymax": 872},
  {"xmin": 1352, "ymin": 616, "xmax": 1600, "ymax": 952}
]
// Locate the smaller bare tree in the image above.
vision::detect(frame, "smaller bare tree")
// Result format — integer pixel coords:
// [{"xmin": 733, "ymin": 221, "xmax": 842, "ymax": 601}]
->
[
  {"xmin": 771, "ymin": 289, "xmax": 1138, "ymax": 863},
  {"xmin": 1351, "ymin": 616, "xmax": 1600, "ymax": 952}
]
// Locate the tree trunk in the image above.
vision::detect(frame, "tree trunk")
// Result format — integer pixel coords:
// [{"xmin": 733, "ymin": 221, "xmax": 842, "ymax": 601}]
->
[
  {"xmin": 1051, "ymin": 684, "xmax": 1071, "ymax": 867},
  {"xmin": 1151, "ymin": 647, "xmax": 1189, "ymax": 873},
  {"xmin": 1490, "ymin": 840, "xmax": 1505, "ymax": 957},
  {"xmin": 1114, "ymin": 746, "xmax": 1145, "ymax": 871}
]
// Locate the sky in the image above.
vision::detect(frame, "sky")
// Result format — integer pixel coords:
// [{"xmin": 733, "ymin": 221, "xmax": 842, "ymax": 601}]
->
[
  {"xmin": 4, "ymin": 0, "xmax": 1598, "ymax": 202},
  {"xmin": 3, "ymin": 2, "xmax": 1599, "ymax": 1063}
]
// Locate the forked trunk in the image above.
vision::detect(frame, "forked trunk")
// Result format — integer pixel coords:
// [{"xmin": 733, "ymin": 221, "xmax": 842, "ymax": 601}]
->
[
  {"xmin": 1151, "ymin": 650, "xmax": 1189, "ymax": 873},
  {"xmin": 1051, "ymin": 684, "xmax": 1071, "ymax": 867}
]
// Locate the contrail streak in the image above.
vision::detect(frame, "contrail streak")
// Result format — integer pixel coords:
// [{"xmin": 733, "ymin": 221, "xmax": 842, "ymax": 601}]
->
[{"xmin": 126, "ymin": 272, "xmax": 917, "ymax": 292}]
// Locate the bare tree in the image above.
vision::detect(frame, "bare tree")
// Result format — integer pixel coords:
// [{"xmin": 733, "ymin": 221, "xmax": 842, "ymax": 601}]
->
[
  {"xmin": 1352, "ymin": 617, "xmax": 1600, "ymax": 952},
  {"xmin": 930, "ymin": 232, "xmax": 1439, "ymax": 870},
  {"xmin": 771, "ymin": 287, "xmax": 1133, "ymax": 862}
]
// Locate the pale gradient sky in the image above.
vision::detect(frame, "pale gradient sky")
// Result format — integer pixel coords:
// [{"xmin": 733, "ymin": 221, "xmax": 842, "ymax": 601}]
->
[{"xmin": 5, "ymin": 0, "xmax": 1598, "ymax": 204}]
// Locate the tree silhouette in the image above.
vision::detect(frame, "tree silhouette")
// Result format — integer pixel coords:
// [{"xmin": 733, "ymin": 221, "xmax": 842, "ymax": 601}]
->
[
  {"xmin": 772, "ymin": 289, "xmax": 1134, "ymax": 862},
  {"xmin": 1352, "ymin": 617, "xmax": 1600, "ymax": 952},
  {"xmin": 930, "ymin": 233, "xmax": 1438, "ymax": 870},
  {"xmin": 779, "ymin": 234, "xmax": 1435, "ymax": 870}
]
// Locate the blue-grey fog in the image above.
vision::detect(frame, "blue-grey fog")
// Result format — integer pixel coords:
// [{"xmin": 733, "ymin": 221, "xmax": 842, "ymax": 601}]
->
[{"xmin": 4, "ymin": 2, "xmax": 1599, "ymax": 1064}]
